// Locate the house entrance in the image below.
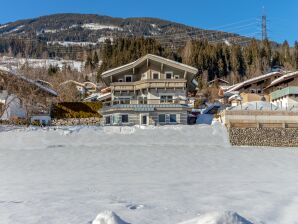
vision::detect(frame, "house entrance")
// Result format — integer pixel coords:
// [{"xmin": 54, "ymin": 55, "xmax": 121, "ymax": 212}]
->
[{"xmin": 140, "ymin": 114, "xmax": 149, "ymax": 125}]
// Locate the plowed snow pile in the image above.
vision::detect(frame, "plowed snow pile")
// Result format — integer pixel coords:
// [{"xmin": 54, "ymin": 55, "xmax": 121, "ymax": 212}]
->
[
  {"xmin": 1, "ymin": 124, "xmax": 298, "ymax": 224},
  {"xmin": 92, "ymin": 211, "xmax": 129, "ymax": 224},
  {"xmin": 178, "ymin": 211, "xmax": 253, "ymax": 224}
]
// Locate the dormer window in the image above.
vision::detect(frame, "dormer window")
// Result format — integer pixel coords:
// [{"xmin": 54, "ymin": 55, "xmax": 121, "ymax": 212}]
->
[
  {"xmin": 165, "ymin": 72, "xmax": 173, "ymax": 79},
  {"xmin": 125, "ymin": 75, "xmax": 133, "ymax": 82},
  {"xmin": 153, "ymin": 72, "xmax": 160, "ymax": 79},
  {"xmin": 174, "ymin": 75, "xmax": 180, "ymax": 79}
]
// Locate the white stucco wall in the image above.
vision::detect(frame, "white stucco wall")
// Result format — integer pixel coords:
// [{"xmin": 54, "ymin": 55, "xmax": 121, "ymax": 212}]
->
[
  {"xmin": 272, "ymin": 96, "xmax": 298, "ymax": 109},
  {"xmin": 0, "ymin": 94, "xmax": 26, "ymax": 120}
]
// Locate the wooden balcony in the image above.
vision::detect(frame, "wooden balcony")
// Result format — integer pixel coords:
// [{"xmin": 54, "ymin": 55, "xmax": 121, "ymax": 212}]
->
[{"xmin": 110, "ymin": 79, "xmax": 187, "ymax": 91}]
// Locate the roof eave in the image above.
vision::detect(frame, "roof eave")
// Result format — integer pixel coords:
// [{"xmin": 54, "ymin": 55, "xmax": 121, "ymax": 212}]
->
[{"xmin": 101, "ymin": 54, "xmax": 198, "ymax": 79}]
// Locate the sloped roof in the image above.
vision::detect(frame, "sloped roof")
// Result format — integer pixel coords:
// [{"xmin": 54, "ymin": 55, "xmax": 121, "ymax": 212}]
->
[
  {"xmin": 208, "ymin": 78, "xmax": 229, "ymax": 85},
  {"xmin": 0, "ymin": 66, "xmax": 58, "ymax": 97},
  {"xmin": 266, "ymin": 71, "xmax": 298, "ymax": 89},
  {"xmin": 226, "ymin": 72, "xmax": 282, "ymax": 93},
  {"xmin": 101, "ymin": 54, "xmax": 198, "ymax": 78}
]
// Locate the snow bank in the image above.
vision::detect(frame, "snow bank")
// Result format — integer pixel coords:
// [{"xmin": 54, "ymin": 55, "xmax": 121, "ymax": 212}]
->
[
  {"xmin": 178, "ymin": 211, "xmax": 253, "ymax": 224},
  {"xmin": 92, "ymin": 211, "xmax": 129, "ymax": 224},
  {"xmin": 0, "ymin": 124, "xmax": 230, "ymax": 150},
  {"xmin": 228, "ymin": 101, "xmax": 278, "ymax": 111}
]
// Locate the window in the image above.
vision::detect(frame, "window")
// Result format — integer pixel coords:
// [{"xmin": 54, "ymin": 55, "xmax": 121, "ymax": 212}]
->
[
  {"xmin": 125, "ymin": 75, "xmax": 133, "ymax": 82},
  {"xmin": 105, "ymin": 116, "xmax": 111, "ymax": 125},
  {"xmin": 165, "ymin": 72, "xmax": 173, "ymax": 79},
  {"xmin": 121, "ymin": 114, "xmax": 129, "ymax": 123},
  {"xmin": 170, "ymin": 114, "xmax": 177, "ymax": 123},
  {"xmin": 118, "ymin": 79, "xmax": 123, "ymax": 82},
  {"xmin": 159, "ymin": 114, "xmax": 166, "ymax": 123},
  {"xmin": 118, "ymin": 98, "xmax": 131, "ymax": 104},
  {"xmin": 160, "ymin": 95, "xmax": 173, "ymax": 103},
  {"xmin": 174, "ymin": 75, "xmax": 180, "ymax": 79},
  {"xmin": 138, "ymin": 96, "xmax": 147, "ymax": 104},
  {"xmin": 153, "ymin": 73, "xmax": 159, "ymax": 79}
]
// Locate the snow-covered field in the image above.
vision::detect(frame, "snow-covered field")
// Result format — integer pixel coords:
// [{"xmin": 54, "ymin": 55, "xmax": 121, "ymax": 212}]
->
[
  {"xmin": 1, "ymin": 124, "xmax": 298, "ymax": 224},
  {"xmin": 0, "ymin": 57, "xmax": 85, "ymax": 72}
]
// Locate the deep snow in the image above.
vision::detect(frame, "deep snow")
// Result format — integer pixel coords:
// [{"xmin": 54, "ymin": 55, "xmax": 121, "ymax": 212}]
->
[{"xmin": 1, "ymin": 124, "xmax": 298, "ymax": 224}]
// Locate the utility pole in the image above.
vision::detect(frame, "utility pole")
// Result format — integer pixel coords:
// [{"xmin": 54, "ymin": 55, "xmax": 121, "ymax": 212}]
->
[{"xmin": 262, "ymin": 7, "xmax": 268, "ymax": 40}]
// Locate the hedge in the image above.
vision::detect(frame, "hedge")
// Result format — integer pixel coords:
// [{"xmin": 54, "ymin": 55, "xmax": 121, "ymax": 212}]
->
[{"xmin": 51, "ymin": 102, "xmax": 102, "ymax": 119}]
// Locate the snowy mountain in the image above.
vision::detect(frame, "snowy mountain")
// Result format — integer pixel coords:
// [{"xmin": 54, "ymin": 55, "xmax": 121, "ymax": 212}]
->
[{"xmin": 0, "ymin": 13, "xmax": 251, "ymax": 46}]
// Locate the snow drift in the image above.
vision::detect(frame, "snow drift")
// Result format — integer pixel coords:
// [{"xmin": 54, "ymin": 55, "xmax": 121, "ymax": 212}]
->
[
  {"xmin": 92, "ymin": 211, "xmax": 129, "ymax": 224},
  {"xmin": 1, "ymin": 124, "xmax": 298, "ymax": 224},
  {"xmin": 178, "ymin": 211, "xmax": 254, "ymax": 224}
]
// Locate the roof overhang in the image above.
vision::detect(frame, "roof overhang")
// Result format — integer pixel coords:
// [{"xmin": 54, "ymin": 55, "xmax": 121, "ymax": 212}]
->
[
  {"xmin": 226, "ymin": 72, "xmax": 282, "ymax": 93},
  {"xmin": 101, "ymin": 54, "xmax": 198, "ymax": 78},
  {"xmin": 265, "ymin": 71, "xmax": 298, "ymax": 89}
]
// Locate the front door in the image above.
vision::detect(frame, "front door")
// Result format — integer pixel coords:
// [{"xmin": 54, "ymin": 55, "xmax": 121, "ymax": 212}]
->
[{"xmin": 140, "ymin": 114, "xmax": 148, "ymax": 125}]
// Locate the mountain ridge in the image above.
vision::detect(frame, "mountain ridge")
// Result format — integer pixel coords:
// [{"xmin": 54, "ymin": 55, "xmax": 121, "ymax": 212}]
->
[{"xmin": 0, "ymin": 13, "xmax": 253, "ymax": 47}]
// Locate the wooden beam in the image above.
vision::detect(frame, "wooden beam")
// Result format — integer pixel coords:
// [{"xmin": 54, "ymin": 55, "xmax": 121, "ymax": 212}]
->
[
  {"xmin": 147, "ymin": 58, "xmax": 149, "ymax": 67},
  {"xmin": 133, "ymin": 67, "xmax": 135, "ymax": 75},
  {"xmin": 110, "ymin": 76, "xmax": 113, "ymax": 82},
  {"xmin": 184, "ymin": 71, "xmax": 187, "ymax": 79},
  {"xmin": 161, "ymin": 63, "xmax": 164, "ymax": 72}
]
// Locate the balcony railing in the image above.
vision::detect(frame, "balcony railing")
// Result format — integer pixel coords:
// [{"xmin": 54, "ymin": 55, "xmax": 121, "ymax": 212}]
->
[
  {"xmin": 110, "ymin": 79, "xmax": 187, "ymax": 91},
  {"xmin": 112, "ymin": 98, "xmax": 187, "ymax": 105}
]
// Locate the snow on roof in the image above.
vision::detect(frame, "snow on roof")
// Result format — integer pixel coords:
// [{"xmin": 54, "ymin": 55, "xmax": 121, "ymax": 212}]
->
[
  {"xmin": 84, "ymin": 92, "xmax": 111, "ymax": 102},
  {"xmin": 208, "ymin": 78, "xmax": 229, "ymax": 85},
  {"xmin": 228, "ymin": 94, "xmax": 242, "ymax": 102},
  {"xmin": 0, "ymin": 66, "xmax": 58, "ymax": 97},
  {"xmin": 266, "ymin": 71, "xmax": 298, "ymax": 88},
  {"xmin": 226, "ymin": 72, "xmax": 282, "ymax": 93},
  {"xmin": 101, "ymin": 54, "xmax": 198, "ymax": 78}
]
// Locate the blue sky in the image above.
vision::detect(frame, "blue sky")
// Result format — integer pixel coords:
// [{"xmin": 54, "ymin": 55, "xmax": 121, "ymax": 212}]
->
[{"xmin": 0, "ymin": 0, "xmax": 297, "ymax": 45}]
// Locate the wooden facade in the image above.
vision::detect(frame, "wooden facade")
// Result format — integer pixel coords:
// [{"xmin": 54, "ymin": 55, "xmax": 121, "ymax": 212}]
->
[{"xmin": 100, "ymin": 54, "xmax": 198, "ymax": 125}]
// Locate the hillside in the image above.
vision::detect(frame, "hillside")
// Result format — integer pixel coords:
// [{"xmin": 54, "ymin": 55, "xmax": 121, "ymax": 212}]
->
[{"xmin": 0, "ymin": 13, "xmax": 252, "ymax": 47}]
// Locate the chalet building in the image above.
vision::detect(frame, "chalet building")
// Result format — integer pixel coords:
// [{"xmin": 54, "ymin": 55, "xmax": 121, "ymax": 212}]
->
[
  {"xmin": 226, "ymin": 72, "xmax": 283, "ymax": 94},
  {"xmin": 222, "ymin": 71, "xmax": 284, "ymax": 105},
  {"xmin": 265, "ymin": 71, "xmax": 298, "ymax": 109},
  {"xmin": 100, "ymin": 54, "xmax": 198, "ymax": 125}
]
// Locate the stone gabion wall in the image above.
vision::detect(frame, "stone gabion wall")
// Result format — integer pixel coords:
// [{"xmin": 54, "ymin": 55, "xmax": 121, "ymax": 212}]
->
[
  {"xmin": 229, "ymin": 128, "xmax": 298, "ymax": 147},
  {"xmin": 51, "ymin": 117, "xmax": 100, "ymax": 126}
]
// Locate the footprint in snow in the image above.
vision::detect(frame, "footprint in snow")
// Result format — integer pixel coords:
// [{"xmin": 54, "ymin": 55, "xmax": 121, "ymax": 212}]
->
[{"xmin": 126, "ymin": 204, "xmax": 144, "ymax": 210}]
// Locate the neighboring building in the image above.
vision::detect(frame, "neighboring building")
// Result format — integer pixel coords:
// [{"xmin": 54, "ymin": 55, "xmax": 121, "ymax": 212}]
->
[
  {"xmin": 265, "ymin": 71, "xmax": 298, "ymax": 109},
  {"xmin": 226, "ymin": 72, "xmax": 283, "ymax": 94},
  {"xmin": 222, "ymin": 72, "xmax": 284, "ymax": 106},
  {"xmin": 59, "ymin": 80, "xmax": 99, "ymax": 95},
  {"xmin": 208, "ymin": 78, "xmax": 229, "ymax": 88},
  {"xmin": 222, "ymin": 101, "xmax": 298, "ymax": 128},
  {"xmin": 0, "ymin": 66, "xmax": 58, "ymax": 121},
  {"xmin": 100, "ymin": 54, "xmax": 198, "ymax": 125}
]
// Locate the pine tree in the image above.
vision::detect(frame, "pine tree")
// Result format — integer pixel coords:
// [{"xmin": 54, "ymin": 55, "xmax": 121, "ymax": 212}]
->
[{"xmin": 294, "ymin": 41, "xmax": 298, "ymax": 69}]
